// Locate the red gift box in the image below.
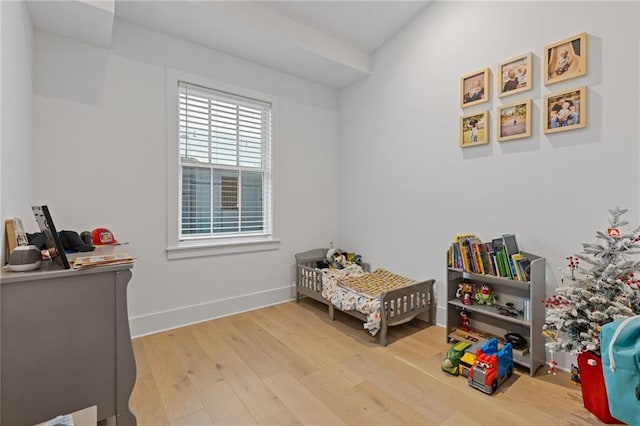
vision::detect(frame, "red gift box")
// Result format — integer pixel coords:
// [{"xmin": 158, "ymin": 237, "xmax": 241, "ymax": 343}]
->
[{"xmin": 577, "ymin": 352, "xmax": 623, "ymax": 424}]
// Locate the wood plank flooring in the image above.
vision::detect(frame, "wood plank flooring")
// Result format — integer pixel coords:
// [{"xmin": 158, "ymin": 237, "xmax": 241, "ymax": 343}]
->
[{"xmin": 129, "ymin": 299, "xmax": 604, "ymax": 425}]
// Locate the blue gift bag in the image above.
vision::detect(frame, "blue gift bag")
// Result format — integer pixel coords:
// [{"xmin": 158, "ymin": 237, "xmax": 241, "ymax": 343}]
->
[{"xmin": 601, "ymin": 316, "xmax": 640, "ymax": 426}]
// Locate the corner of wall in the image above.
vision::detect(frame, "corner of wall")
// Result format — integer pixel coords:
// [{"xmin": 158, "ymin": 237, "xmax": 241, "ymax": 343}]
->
[{"xmin": 1, "ymin": 0, "xmax": 35, "ymax": 223}]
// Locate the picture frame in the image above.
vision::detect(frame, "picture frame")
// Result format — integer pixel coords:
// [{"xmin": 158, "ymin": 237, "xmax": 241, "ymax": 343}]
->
[
  {"xmin": 460, "ymin": 110, "xmax": 489, "ymax": 147},
  {"xmin": 32, "ymin": 205, "xmax": 70, "ymax": 269},
  {"xmin": 497, "ymin": 99, "xmax": 532, "ymax": 142},
  {"xmin": 544, "ymin": 32, "xmax": 587, "ymax": 85},
  {"xmin": 460, "ymin": 68, "xmax": 490, "ymax": 108},
  {"xmin": 543, "ymin": 86, "xmax": 586, "ymax": 134},
  {"xmin": 4, "ymin": 218, "xmax": 28, "ymax": 264},
  {"xmin": 497, "ymin": 53, "xmax": 532, "ymax": 97}
]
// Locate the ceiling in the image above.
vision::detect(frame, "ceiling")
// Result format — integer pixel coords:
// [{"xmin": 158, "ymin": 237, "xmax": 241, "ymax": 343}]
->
[
  {"xmin": 27, "ymin": 0, "xmax": 430, "ymax": 89},
  {"xmin": 258, "ymin": 1, "xmax": 429, "ymax": 55}
]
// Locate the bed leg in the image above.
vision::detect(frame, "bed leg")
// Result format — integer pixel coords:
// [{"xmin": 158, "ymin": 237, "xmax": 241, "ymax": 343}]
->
[
  {"xmin": 329, "ymin": 304, "xmax": 335, "ymax": 321},
  {"xmin": 379, "ymin": 325, "xmax": 388, "ymax": 347},
  {"xmin": 429, "ymin": 288, "xmax": 436, "ymax": 325},
  {"xmin": 296, "ymin": 291, "xmax": 300, "ymax": 303}
]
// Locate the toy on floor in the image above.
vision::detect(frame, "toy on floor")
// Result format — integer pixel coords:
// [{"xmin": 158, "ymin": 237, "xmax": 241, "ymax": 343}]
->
[
  {"xmin": 570, "ymin": 364, "xmax": 581, "ymax": 385},
  {"xmin": 459, "ymin": 351, "xmax": 476, "ymax": 378},
  {"xmin": 468, "ymin": 338, "xmax": 514, "ymax": 395},
  {"xmin": 547, "ymin": 351, "xmax": 558, "ymax": 375},
  {"xmin": 441, "ymin": 341, "xmax": 471, "ymax": 375}
]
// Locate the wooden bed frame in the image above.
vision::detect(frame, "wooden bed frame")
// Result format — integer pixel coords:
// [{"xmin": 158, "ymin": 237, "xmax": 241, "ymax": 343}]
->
[{"xmin": 295, "ymin": 248, "xmax": 436, "ymax": 346}]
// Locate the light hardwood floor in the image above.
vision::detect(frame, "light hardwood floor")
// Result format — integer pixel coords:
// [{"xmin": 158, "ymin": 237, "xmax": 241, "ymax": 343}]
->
[{"xmin": 129, "ymin": 299, "xmax": 605, "ymax": 425}]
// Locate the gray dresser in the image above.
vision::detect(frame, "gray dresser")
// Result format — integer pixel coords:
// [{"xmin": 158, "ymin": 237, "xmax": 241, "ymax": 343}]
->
[{"xmin": 1, "ymin": 249, "xmax": 136, "ymax": 425}]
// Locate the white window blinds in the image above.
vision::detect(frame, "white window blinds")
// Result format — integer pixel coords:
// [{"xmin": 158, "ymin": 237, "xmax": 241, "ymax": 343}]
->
[{"xmin": 178, "ymin": 82, "xmax": 272, "ymax": 239}]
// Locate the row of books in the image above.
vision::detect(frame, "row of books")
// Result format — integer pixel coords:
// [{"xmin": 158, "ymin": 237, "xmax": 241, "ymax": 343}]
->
[{"xmin": 449, "ymin": 233, "xmax": 531, "ymax": 281}]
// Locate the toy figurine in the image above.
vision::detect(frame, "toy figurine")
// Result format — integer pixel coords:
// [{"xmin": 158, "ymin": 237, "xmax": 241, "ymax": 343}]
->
[
  {"xmin": 548, "ymin": 353, "xmax": 558, "ymax": 375},
  {"xmin": 570, "ymin": 364, "xmax": 581, "ymax": 385},
  {"xmin": 460, "ymin": 309, "xmax": 471, "ymax": 332},
  {"xmin": 475, "ymin": 284, "xmax": 496, "ymax": 306},
  {"xmin": 456, "ymin": 279, "xmax": 475, "ymax": 305}
]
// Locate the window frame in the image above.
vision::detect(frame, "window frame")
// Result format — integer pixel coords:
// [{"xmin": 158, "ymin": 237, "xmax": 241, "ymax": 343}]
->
[{"xmin": 166, "ymin": 69, "xmax": 280, "ymax": 259}]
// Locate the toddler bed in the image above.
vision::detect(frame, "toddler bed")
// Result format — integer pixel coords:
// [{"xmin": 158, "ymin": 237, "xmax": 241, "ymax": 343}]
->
[{"xmin": 295, "ymin": 248, "xmax": 436, "ymax": 346}]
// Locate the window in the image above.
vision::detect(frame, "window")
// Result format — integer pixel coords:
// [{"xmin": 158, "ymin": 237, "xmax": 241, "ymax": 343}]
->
[{"xmin": 167, "ymin": 71, "xmax": 279, "ymax": 259}]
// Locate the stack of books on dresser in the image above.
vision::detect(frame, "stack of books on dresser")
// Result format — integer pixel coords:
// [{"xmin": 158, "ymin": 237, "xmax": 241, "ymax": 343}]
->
[{"xmin": 73, "ymin": 253, "xmax": 133, "ymax": 269}]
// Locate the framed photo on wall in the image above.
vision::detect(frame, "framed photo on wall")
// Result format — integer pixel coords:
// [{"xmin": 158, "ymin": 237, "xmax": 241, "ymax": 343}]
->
[
  {"xmin": 460, "ymin": 110, "xmax": 489, "ymax": 147},
  {"xmin": 544, "ymin": 33, "xmax": 587, "ymax": 85},
  {"xmin": 543, "ymin": 86, "xmax": 586, "ymax": 134},
  {"xmin": 460, "ymin": 68, "xmax": 490, "ymax": 108},
  {"xmin": 497, "ymin": 53, "xmax": 532, "ymax": 97},
  {"xmin": 497, "ymin": 99, "xmax": 532, "ymax": 142}
]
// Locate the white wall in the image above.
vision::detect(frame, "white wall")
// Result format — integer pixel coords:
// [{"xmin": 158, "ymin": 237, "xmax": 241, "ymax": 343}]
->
[
  {"xmin": 1, "ymin": 1, "xmax": 34, "ymax": 227},
  {"xmin": 1, "ymin": 4, "xmax": 33, "ymax": 411},
  {"xmin": 339, "ymin": 1, "xmax": 639, "ymax": 369},
  {"xmin": 32, "ymin": 20, "xmax": 340, "ymax": 336}
]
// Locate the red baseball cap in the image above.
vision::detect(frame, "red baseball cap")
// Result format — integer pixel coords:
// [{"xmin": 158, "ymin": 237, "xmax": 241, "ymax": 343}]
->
[{"xmin": 91, "ymin": 228, "xmax": 118, "ymax": 245}]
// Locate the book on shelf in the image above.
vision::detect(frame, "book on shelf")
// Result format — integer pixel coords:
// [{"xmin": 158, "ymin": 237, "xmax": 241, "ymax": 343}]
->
[
  {"xmin": 449, "ymin": 240, "xmax": 459, "ymax": 269},
  {"xmin": 472, "ymin": 243, "xmax": 485, "ymax": 274},
  {"xmin": 502, "ymin": 234, "xmax": 520, "ymax": 280},
  {"xmin": 452, "ymin": 243, "xmax": 460, "ymax": 269},
  {"xmin": 491, "ymin": 237, "xmax": 504, "ymax": 254},
  {"xmin": 495, "ymin": 246, "xmax": 510, "ymax": 278},
  {"xmin": 460, "ymin": 238, "xmax": 474, "ymax": 272},
  {"xmin": 491, "ymin": 238, "xmax": 507, "ymax": 277},
  {"xmin": 73, "ymin": 253, "xmax": 133, "ymax": 269},
  {"xmin": 477, "ymin": 243, "xmax": 491, "ymax": 276},
  {"xmin": 517, "ymin": 258, "xmax": 531, "ymax": 281},
  {"xmin": 502, "ymin": 233, "xmax": 519, "ymax": 256},
  {"xmin": 511, "ymin": 253, "xmax": 525, "ymax": 281}
]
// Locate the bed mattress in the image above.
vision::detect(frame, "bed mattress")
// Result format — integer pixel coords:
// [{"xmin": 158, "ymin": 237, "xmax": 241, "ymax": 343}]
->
[{"xmin": 320, "ymin": 265, "xmax": 415, "ymax": 336}]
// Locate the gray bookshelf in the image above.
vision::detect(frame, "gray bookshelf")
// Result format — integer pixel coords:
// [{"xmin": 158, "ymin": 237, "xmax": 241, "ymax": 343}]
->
[{"xmin": 446, "ymin": 251, "xmax": 546, "ymax": 376}]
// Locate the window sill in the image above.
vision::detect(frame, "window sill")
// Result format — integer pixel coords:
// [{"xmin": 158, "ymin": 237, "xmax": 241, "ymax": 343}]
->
[{"xmin": 167, "ymin": 237, "xmax": 280, "ymax": 260}]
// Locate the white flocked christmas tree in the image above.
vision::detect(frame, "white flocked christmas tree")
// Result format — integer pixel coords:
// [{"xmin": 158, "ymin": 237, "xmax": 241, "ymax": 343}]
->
[{"xmin": 544, "ymin": 207, "xmax": 640, "ymax": 354}]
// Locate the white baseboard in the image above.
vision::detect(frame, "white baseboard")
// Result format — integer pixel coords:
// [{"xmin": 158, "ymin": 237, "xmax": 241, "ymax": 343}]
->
[
  {"xmin": 436, "ymin": 305, "xmax": 446, "ymax": 327},
  {"xmin": 129, "ymin": 285, "xmax": 295, "ymax": 338}
]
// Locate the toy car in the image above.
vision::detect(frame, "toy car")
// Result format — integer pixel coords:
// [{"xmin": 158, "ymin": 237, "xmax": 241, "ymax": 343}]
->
[
  {"xmin": 441, "ymin": 341, "xmax": 471, "ymax": 375},
  {"xmin": 459, "ymin": 351, "xmax": 476, "ymax": 378},
  {"xmin": 468, "ymin": 338, "xmax": 514, "ymax": 394}
]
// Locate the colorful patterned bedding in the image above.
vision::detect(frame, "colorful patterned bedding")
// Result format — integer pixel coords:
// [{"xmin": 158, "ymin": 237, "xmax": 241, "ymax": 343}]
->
[{"xmin": 320, "ymin": 265, "xmax": 416, "ymax": 336}]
